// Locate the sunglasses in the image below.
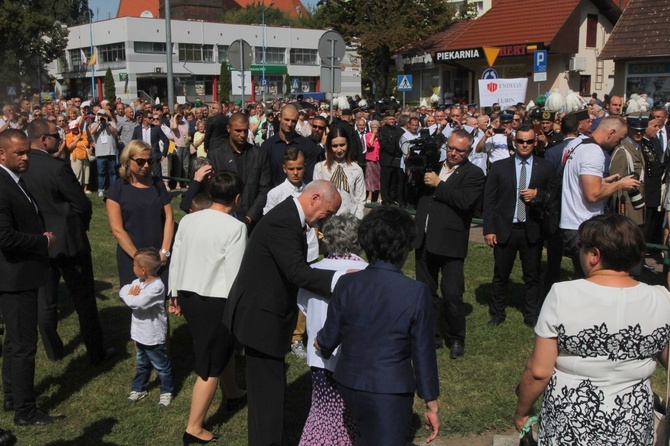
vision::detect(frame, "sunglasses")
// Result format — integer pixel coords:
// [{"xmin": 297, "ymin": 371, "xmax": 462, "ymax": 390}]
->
[
  {"xmin": 130, "ymin": 157, "xmax": 154, "ymax": 167},
  {"xmin": 45, "ymin": 133, "xmax": 61, "ymax": 140},
  {"xmin": 515, "ymin": 138, "xmax": 534, "ymax": 145},
  {"xmin": 312, "ymin": 125, "xmax": 325, "ymax": 130}
]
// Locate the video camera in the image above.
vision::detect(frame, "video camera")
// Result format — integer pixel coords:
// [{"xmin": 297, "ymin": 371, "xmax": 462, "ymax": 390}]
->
[{"xmin": 404, "ymin": 129, "xmax": 445, "ymax": 173}]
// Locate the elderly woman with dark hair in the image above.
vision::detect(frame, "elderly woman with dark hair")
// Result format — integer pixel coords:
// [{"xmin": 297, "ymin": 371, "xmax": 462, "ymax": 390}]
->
[
  {"xmin": 316, "ymin": 207, "xmax": 440, "ymax": 445},
  {"xmin": 297, "ymin": 214, "xmax": 367, "ymax": 446},
  {"xmin": 515, "ymin": 214, "xmax": 670, "ymax": 445}
]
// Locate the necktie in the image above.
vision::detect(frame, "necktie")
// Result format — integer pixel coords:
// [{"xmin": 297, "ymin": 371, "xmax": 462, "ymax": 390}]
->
[
  {"xmin": 17, "ymin": 177, "xmax": 38, "ymax": 214},
  {"xmin": 360, "ymin": 132, "xmax": 365, "ymax": 151},
  {"xmin": 517, "ymin": 160, "xmax": 527, "ymax": 222}
]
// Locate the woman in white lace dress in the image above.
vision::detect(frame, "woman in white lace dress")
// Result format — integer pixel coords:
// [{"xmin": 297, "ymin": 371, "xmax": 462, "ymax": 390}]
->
[
  {"xmin": 514, "ymin": 214, "xmax": 670, "ymax": 445},
  {"xmin": 313, "ymin": 126, "xmax": 365, "ymax": 219}
]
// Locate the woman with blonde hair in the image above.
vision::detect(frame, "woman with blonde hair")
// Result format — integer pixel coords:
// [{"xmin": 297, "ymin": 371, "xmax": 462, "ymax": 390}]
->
[{"xmin": 105, "ymin": 140, "xmax": 174, "ymax": 288}]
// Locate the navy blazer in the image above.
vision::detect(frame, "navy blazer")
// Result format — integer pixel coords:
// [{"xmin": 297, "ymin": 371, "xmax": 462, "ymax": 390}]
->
[
  {"xmin": 131, "ymin": 125, "xmax": 169, "ymax": 159},
  {"xmin": 22, "ymin": 150, "xmax": 92, "ymax": 258},
  {"xmin": 224, "ymin": 198, "xmax": 334, "ymax": 357},
  {"xmin": 0, "ymin": 168, "xmax": 49, "ymax": 292},
  {"xmin": 483, "ymin": 155, "xmax": 556, "ymax": 244},
  {"xmin": 317, "ymin": 261, "xmax": 439, "ymax": 401}
]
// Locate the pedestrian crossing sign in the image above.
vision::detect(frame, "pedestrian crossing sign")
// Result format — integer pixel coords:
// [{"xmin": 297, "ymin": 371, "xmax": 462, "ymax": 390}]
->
[
  {"xmin": 397, "ymin": 75, "xmax": 413, "ymax": 91},
  {"xmin": 6, "ymin": 86, "xmax": 16, "ymax": 96}
]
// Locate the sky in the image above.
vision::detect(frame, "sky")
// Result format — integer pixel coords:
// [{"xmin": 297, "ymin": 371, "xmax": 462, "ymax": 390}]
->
[{"xmin": 88, "ymin": 0, "xmax": 318, "ymax": 22}]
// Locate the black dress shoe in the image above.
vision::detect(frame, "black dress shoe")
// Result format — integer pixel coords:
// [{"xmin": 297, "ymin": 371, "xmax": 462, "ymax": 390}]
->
[
  {"xmin": 183, "ymin": 431, "xmax": 219, "ymax": 445},
  {"xmin": 450, "ymin": 341, "xmax": 464, "ymax": 359},
  {"xmin": 0, "ymin": 428, "xmax": 16, "ymax": 446},
  {"xmin": 91, "ymin": 347, "xmax": 116, "ymax": 366},
  {"xmin": 3, "ymin": 402, "xmax": 12, "ymax": 412},
  {"xmin": 14, "ymin": 409, "xmax": 60, "ymax": 426},
  {"xmin": 487, "ymin": 316, "xmax": 506, "ymax": 327}
]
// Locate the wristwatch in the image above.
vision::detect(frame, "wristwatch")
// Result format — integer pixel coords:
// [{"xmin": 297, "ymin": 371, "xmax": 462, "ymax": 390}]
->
[{"xmin": 160, "ymin": 249, "xmax": 171, "ymax": 258}]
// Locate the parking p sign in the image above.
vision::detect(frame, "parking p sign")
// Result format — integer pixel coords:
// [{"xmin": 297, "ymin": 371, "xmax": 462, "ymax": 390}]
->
[{"xmin": 534, "ymin": 50, "xmax": 547, "ymax": 73}]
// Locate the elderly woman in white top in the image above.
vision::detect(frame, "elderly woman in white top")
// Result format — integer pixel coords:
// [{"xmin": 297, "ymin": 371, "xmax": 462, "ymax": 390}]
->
[
  {"xmin": 313, "ymin": 126, "xmax": 366, "ymax": 219},
  {"xmin": 168, "ymin": 171, "xmax": 247, "ymax": 445},
  {"xmin": 297, "ymin": 214, "xmax": 367, "ymax": 446}
]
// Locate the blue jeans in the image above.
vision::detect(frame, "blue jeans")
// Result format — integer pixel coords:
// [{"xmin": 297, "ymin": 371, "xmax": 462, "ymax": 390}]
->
[
  {"xmin": 131, "ymin": 343, "xmax": 173, "ymax": 394},
  {"xmin": 96, "ymin": 155, "xmax": 117, "ymax": 191}
]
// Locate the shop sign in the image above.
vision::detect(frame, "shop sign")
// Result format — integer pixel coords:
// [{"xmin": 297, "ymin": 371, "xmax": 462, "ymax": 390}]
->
[
  {"xmin": 504, "ymin": 65, "xmax": 527, "ymax": 78},
  {"xmin": 395, "ymin": 52, "xmax": 434, "ymax": 71},
  {"xmin": 435, "ymin": 48, "xmax": 482, "ymax": 62},
  {"xmin": 627, "ymin": 62, "xmax": 670, "ymax": 75}
]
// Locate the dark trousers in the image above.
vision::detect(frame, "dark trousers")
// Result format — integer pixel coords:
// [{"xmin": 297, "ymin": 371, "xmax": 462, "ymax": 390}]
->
[
  {"xmin": 645, "ymin": 206, "xmax": 663, "ymax": 245},
  {"xmin": 38, "ymin": 253, "xmax": 105, "ymax": 363},
  {"xmin": 543, "ymin": 232, "xmax": 563, "ymax": 297},
  {"xmin": 490, "ymin": 226, "xmax": 542, "ymax": 320},
  {"xmin": 415, "ymin": 243, "xmax": 465, "ymax": 346},
  {"xmin": 245, "ymin": 346, "xmax": 286, "ymax": 446},
  {"xmin": 338, "ymin": 384, "xmax": 413, "ymax": 446},
  {"xmin": 561, "ymin": 229, "xmax": 584, "ymax": 279},
  {"xmin": 381, "ymin": 165, "xmax": 405, "ymax": 205},
  {"xmin": 0, "ymin": 289, "xmax": 38, "ymax": 419}
]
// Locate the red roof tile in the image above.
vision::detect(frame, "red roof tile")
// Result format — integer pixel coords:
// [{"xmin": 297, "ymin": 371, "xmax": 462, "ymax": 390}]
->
[
  {"xmin": 118, "ymin": 0, "xmax": 160, "ymax": 18},
  {"xmin": 447, "ymin": 0, "xmax": 580, "ymax": 50},
  {"xmin": 599, "ymin": 0, "xmax": 670, "ymax": 59},
  {"xmin": 235, "ymin": 0, "xmax": 307, "ymax": 18}
]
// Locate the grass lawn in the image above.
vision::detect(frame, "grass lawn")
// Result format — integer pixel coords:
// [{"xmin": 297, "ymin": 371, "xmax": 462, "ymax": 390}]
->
[{"xmin": 7, "ymin": 195, "xmax": 668, "ymax": 445}]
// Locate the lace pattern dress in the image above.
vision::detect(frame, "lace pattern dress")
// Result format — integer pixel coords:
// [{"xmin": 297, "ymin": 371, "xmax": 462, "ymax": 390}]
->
[
  {"xmin": 536, "ymin": 280, "xmax": 670, "ymax": 445},
  {"xmin": 313, "ymin": 160, "xmax": 366, "ymax": 219}
]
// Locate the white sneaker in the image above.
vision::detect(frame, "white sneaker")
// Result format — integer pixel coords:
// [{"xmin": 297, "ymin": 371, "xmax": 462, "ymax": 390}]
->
[
  {"xmin": 98, "ymin": 190, "xmax": 104, "ymax": 197},
  {"xmin": 291, "ymin": 340, "xmax": 306, "ymax": 359},
  {"xmin": 126, "ymin": 391, "xmax": 147, "ymax": 403},
  {"xmin": 158, "ymin": 393, "xmax": 172, "ymax": 407}
]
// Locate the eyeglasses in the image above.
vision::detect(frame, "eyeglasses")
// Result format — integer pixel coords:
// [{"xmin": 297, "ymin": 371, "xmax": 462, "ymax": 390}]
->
[
  {"xmin": 130, "ymin": 157, "xmax": 154, "ymax": 167},
  {"xmin": 312, "ymin": 125, "xmax": 325, "ymax": 130},
  {"xmin": 515, "ymin": 138, "xmax": 535, "ymax": 145},
  {"xmin": 152, "ymin": 118, "xmax": 160, "ymax": 121},
  {"xmin": 45, "ymin": 133, "xmax": 61, "ymax": 140},
  {"xmin": 447, "ymin": 146, "xmax": 469, "ymax": 154}
]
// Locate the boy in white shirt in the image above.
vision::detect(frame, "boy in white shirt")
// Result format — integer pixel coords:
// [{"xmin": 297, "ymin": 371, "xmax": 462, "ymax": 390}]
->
[{"xmin": 119, "ymin": 248, "xmax": 174, "ymax": 407}]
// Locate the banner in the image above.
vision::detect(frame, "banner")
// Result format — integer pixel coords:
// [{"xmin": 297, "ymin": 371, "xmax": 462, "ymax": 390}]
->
[{"xmin": 478, "ymin": 78, "xmax": 528, "ymax": 107}]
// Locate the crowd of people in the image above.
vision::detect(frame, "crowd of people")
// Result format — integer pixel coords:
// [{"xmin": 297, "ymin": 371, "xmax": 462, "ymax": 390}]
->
[{"xmin": 1, "ymin": 90, "xmax": 670, "ymax": 445}]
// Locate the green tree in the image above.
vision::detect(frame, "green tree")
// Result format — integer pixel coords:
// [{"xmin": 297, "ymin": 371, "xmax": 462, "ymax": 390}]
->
[
  {"xmin": 219, "ymin": 62, "xmax": 231, "ymax": 103},
  {"xmin": 0, "ymin": 0, "xmax": 89, "ymax": 97},
  {"xmin": 222, "ymin": 3, "xmax": 294, "ymax": 26},
  {"xmin": 313, "ymin": 0, "xmax": 457, "ymax": 99},
  {"xmin": 103, "ymin": 68, "xmax": 115, "ymax": 101}
]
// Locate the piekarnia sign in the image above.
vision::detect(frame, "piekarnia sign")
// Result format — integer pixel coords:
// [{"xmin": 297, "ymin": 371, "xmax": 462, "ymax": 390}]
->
[
  {"xmin": 478, "ymin": 78, "xmax": 528, "ymax": 107},
  {"xmin": 436, "ymin": 48, "xmax": 481, "ymax": 61}
]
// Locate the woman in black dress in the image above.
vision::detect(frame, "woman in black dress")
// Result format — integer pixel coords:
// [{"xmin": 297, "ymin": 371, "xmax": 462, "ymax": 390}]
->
[{"xmin": 105, "ymin": 140, "xmax": 174, "ymax": 288}]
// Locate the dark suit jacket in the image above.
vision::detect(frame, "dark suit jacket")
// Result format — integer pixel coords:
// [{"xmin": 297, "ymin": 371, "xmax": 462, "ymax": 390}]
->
[
  {"xmin": 204, "ymin": 113, "xmax": 229, "ymax": 152},
  {"xmin": 131, "ymin": 125, "xmax": 169, "ymax": 160},
  {"xmin": 22, "ymin": 150, "xmax": 92, "ymax": 258},
  {"xmin": 207, "ymin": 140, "xmax": 272, "ymax": 224},
  {"xmin": 316, "ymin": 261, "xmax": 439, "ymax": 400},
  {"xmin": 223, "ymin": 198, "xmax": 335, "ymax": 357},
  {"xmin": 413, "ymin": 160, "xmax": 486, "ymax": 258},
  {"xmin": 379, "ymin": 124, "xmax": 404, "ymax": 167},
  {"xmin": 0, "ymin": 168, "xmax": 49, "ymax": 292},
  {"xmin": 483, "ymin": 155, "xmax": 556, "ymax": 244}
]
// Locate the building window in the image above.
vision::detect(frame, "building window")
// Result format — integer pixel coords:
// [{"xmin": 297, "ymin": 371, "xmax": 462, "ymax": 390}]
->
[
  {"xmin": 255, "ymin": 47, "xmax": 285, "ymax": 65},
  {"xmin": 179, "ymin": 44, "xmax": 214, "ymax": 62},
  {"xmin": 68, "ymin": 48, "xmax": 91, "ymax": 70},
  {"xmin": 586, "ymin": 14, "xmax": 597, "ymax": 48},
  {"xmin": 289, "ymin": 48, "xmax": 317, "ymax": 65},
  {"xmin": 289, "ymin": 76, "xmax": 317, "ymax": 93},
  {"xmin": 580, "ymin": 75, "xmax": 591, "ymax": 96},
  {"xmin": 218, "ymin": 45, "xmax": 229, "ymax": 63},
  {"xmin": 98, "ymin": 43, "xmax": 126, "ymax": 63},
  {"xmin": 134, "ymin": 42, "xmax": 166, "ymax": 54}
]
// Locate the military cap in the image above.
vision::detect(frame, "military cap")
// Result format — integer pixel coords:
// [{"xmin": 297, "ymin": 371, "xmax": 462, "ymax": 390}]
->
[
  {"xmin": 566, "ymin": 108, "xmax": 590, "ymax": 122},
  {"xmin": 627, "ymin": 113, "xmax": 649, "ymax": 131}
]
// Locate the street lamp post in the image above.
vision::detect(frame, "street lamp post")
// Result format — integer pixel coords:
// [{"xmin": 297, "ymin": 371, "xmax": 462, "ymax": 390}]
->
[{"xmin": 262, "ymin": 2, "xmax": 274, "ymax": 103}]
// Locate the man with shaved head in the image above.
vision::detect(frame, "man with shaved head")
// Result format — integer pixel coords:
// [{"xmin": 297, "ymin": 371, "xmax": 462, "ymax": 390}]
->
[
  {"xmin": 261, "ymin": 104, "xmax": 322, "ymax": 186},
  {"xmin": 224, "ymin": 180, "xmax": 343, "ymax": 446},
  {"xmin": 207, "ymin": 112, "xmax": 271, "ymax": 229}
]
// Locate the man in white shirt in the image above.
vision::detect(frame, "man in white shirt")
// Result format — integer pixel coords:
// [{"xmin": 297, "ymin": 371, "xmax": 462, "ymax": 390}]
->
[{"xmin": 559, "ymin": 116, "xmax": 640, "ymax": 277}]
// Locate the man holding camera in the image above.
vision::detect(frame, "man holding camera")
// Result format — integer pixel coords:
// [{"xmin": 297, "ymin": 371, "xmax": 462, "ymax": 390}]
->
[
  {"xmin": 413, "ymin": 129, "xmax": 485, "ymax": 358},
  {"xmin": 90, "ymin": 109, "xmax": 119, "ymax": 196}
]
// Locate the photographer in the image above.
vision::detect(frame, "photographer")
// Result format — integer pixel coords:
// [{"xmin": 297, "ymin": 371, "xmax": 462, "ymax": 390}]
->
[
  {"xmin": 413, "ymin": 129, "xmax": 485, "ymax": 357},
  {"xmin": 90, "ymin": 109, "xmax": 119, "ymax": 196}
]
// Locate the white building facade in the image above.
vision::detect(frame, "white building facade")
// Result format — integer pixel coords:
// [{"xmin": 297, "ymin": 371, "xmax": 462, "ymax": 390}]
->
[{"xmin": 49, "ymin": 17, "xmax": 361, "ymax": 102}]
